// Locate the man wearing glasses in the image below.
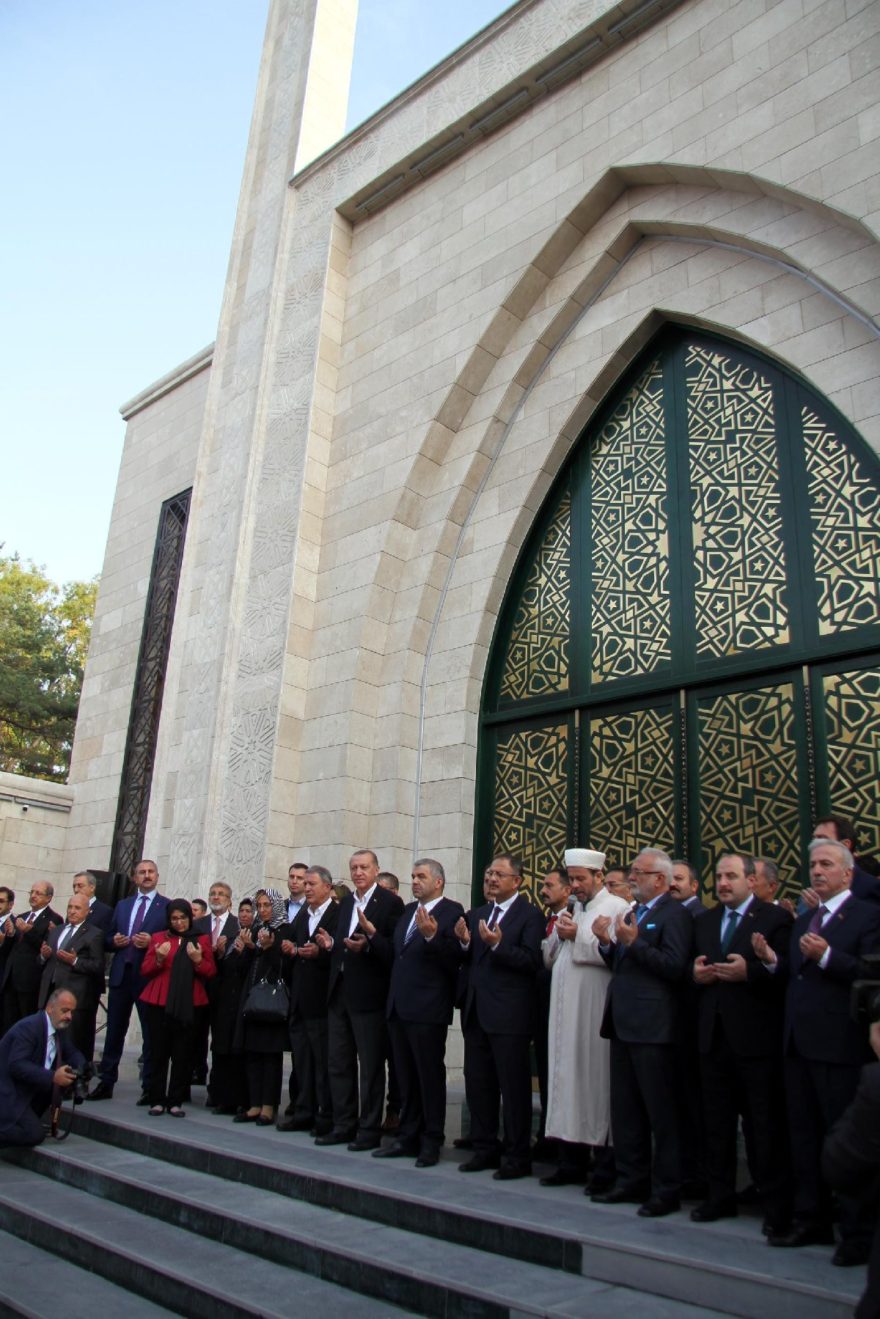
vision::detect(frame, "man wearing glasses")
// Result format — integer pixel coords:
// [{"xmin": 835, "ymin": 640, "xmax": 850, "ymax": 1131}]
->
[
  {"xmin": 455, "ymin": 854, "xmax": 544, "ymax": 1180},
  {"xmin": 591, "ymin": 848, "xmax": 693, "ymax": 1216}
]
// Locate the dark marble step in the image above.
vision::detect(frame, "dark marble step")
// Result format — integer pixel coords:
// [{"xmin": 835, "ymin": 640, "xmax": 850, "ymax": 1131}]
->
[
  {"xmin": 57, "ymin": 1095, "xmax": 862, "ymax": 1319},
  {"xmin": 0, "ymin": 1227, "xmax": 174, "ymax": 1319},
  {"xmin": 4, "ymin": 1136, "xmax": 722, "ymax": 1319},
  {"xmin": 0, "ymin": 1164, "xmax": 409, "ymax": 1319}
]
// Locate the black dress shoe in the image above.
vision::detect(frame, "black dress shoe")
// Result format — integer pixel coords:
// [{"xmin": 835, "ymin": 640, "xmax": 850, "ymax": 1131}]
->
[
  {"xmin": 638, "ymin": 1197, "xmax": 681, "ymax": 1218},
  {"xmin": 540, "ymin": 1169, "xmax": 583, "ymax": 1187},
  {"xmin": 372, "ymin": 1141, "xmax": 418, "ymax": 1158},
  {"xmin": 832, "ymin": 1240, "xmax": 870, "ymax": 1267},
  {"xmin": 314, "ymin": 1130, "xmax": 356, "ymax": 1146},
  {"xmin": 459, "ymin": 1153, "xmax": 501, "ymax": 1173},
  {"xmin": 690, "ymin": 1200, "xmax": 738, "ymax": 1222},
  {"xmin": 768, "ymin": 1222, "xmax": 835, "ymax": 1248},
  {"xmin": 254, "ymin": 1115, "xmax": 274, "ymax": 1127},
  {"xmin": 416, "ymin": 1149, "xmax": 439, "ymax": 1168},
  {"xmin": 276, "ymin": 1115, "xmax": 315, "ymax": 1132},
  {"xmin": 348, "ymin": 1137, "xmax": 381, "ymax": 1152},
  {"xmin": 591, "ymin": 1185, "xmax": 649, "ymax": 1204},
  {"xmin": 86, "ymin": 1082, "xmax": 114, "ymax": 1101},
  {"xmin": 493, "ymin": 1163, "xmax": 531, "ymax": 1181}
]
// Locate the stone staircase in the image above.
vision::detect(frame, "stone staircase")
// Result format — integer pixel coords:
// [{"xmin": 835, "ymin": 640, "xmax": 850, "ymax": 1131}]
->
[{"xmin": 0, "ymin": 1084, "xmax": 864, "ymax": 1319}]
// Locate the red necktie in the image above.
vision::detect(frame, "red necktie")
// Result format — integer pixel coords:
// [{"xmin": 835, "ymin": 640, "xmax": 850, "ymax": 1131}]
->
[{"xmin": 546, "ymin": 913, "xmax": 557, "ymax": 936}]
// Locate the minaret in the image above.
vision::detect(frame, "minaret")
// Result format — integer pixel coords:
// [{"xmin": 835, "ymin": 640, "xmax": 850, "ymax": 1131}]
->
[{"xmin": 165, "ymin": 0, "xmax": 358, "ymax": 892}]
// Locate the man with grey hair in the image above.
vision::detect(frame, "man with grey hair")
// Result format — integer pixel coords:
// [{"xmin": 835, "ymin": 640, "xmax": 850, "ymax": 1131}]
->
[
  {"xmin": 591, "ymin": 848, "xmax": 693, "ymax": 1216},
  {"xmin": 1, "ymin": 881, "xmax": 62, "ymax": 1036},
  {"xmin": 375, "ymin": 858, "xmax": 464, "ymax": 1166},
  {"xmin": 758, "ymin": 838, "xmax": 880, "ymax": 1263},
  {"xmin": 71, "ymin": 871, "xmax": 114, "ymax": 935}
]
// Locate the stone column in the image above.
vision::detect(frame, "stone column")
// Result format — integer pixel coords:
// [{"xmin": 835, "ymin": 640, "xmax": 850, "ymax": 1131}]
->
[{"xmin": 166, "ymin": 0, "xmax": 357, "ymax": 892}]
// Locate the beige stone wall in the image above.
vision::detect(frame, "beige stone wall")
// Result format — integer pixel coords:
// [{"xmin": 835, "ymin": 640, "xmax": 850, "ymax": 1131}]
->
[
  {"xmin": 0, "ymin": 772, "xmax": 74, "ymax": 910},
  {"xmin": 275, "ymin": 0, "xmax": 880, "ymax": 913},
  {"xmin": 60, "ymin": 351, "xmax": 212, "ymax": 879}
]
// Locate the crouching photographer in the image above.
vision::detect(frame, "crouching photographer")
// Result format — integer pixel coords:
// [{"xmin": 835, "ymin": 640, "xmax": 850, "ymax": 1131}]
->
[
  {"xmin": 823, "ymin": 961, "xmax": 880, "ymax": 1319},
  {"xmin": 0, "ymin": 988, "xmax": 84, "ymax": 1147}
]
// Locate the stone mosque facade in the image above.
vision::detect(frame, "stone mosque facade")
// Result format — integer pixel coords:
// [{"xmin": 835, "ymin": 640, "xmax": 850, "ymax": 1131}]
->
[{"xmin": 3, "ymin": 0, "xmax": 880, "ymax": 917}]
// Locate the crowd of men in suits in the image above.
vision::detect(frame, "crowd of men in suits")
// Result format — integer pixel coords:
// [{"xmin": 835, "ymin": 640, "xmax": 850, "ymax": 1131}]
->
[{"xmin": 0, "ymin": 817, "xmax": 878, "ymax": 1292}]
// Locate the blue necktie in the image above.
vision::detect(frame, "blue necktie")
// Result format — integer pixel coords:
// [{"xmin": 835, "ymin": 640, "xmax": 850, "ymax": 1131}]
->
[{"xmin": 720, "ymin": 909, "xmax": 740, "ymax": 954}]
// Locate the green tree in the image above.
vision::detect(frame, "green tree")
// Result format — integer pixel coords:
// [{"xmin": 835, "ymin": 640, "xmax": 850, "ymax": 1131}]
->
[{"xmin": 0, "ymin": 554, "xmax": 98, "ymax": 781}]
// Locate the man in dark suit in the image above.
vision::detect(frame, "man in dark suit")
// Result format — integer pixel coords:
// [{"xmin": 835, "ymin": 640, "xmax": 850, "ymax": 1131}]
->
[
  {"xmin": 0, "ymin": 989, "xmax": 83, "ymax": 1146},
  {"xmin": 670, "ymin": 860, "xmax": 708, "ymax": 917},
  {"xmin": 71, "ymin": 871, "xmax": 114, "ymax": 935},
  {"xmin": 373, "ymin": 858, "xmax": 464, "ymax": 1167},
  {"xmin": 823, "ymin": 1020, "xmax": 880, "ymax": 1319},
  {"xmin": 813, "ymin": 817, "xmax": 880, "ymax": 903},
  {"xmin": 314, "ymin": 850, "xmax": 403, "ymax": 1151},
  {"xmin": 533, "ymin": 865, "xmax": 572, "ymax": 1162},
  {"xmin": 691, "ymin": 852, "xmax": 792, "ymax": 1229},
  {"xmin": 0, "ymin": 880, "xmax": 62, "ymax": 1036},
  {"xmin": 87, "ymin": 858, "xmax": 169, "ymax": 1102},
  {"xmin": 277, "ymin": 865, "xmax": 338, "ymax": 1134},
  {"xmin": 455, "ymin": 853, "xmax": 544, "ymax": 1180},
  {"xmin": 0, "ymin": 887, "xmax": 17, "ymax": 988},
  {"xmin": 37, "ymin": 893, "xmax": 105, "ymax": 1062},
  {"xmin": 592, "ymin": 848, "xmax": 693, "ymax": 1216},
  {"xmin": 764, "ymin": 838, "xmax": 880, "ymax": 1263},
  {"xmin": 193, "ymin": 881, "xmax": 240, "ymax": 1112}
]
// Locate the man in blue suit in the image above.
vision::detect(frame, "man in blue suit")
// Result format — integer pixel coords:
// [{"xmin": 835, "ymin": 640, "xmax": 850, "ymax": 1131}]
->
[
  {"xmin": 455, "ymin": 853, "xmax": 545, "ymax": 1180},
  {"xmin": 86, "ymin": 859, "xmax": 169, "ymax": 1103},
  {"xmin": 0, "ymin": 989, "xmax": 83, "ymax": 1146},
  {"xmin": 762, "ymin": 839, "xmax": 880, "ymax": 1264},
  {"xmin": 374, "ymin": 858, "xmax": 464, "ymax": 1167}
]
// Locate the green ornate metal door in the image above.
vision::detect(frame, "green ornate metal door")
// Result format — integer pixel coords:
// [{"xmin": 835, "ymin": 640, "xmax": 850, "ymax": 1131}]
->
[{"xmin": 477, "ymin": 329, "xmax": 880, "ymax": 905}]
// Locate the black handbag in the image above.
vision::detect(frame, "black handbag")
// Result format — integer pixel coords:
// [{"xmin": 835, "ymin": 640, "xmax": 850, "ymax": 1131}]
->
[{"xmin": 242, "ymin": 976, "xmax": 289, "ymax": 1023}]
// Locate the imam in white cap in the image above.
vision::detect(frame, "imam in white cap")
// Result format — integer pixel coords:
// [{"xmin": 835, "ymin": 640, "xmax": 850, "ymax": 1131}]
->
[{"xmin": 564, "ymin": 848, "xmax": 606, "ymax": 870}]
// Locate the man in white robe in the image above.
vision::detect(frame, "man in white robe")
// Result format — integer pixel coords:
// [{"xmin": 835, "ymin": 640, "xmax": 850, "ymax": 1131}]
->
[{"xmin": 541, "ymin": 847, "xmax": 630, "ymax": 1188}]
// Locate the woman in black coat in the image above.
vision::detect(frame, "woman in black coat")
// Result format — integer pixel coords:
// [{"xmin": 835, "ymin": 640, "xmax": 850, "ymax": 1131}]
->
[{"xmin": 231, "ymin": 888, "xmax": 288, "ymax": 1125}]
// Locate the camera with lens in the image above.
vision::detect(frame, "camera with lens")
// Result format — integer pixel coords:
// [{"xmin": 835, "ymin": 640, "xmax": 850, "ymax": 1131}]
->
[
  {"xmin": 72, "ymin": 1060, "xmax": 95, "ymax": 1104},
  {"xmin": 851, "ymin": 953, "xmax": 880, "ymax": 1026}
]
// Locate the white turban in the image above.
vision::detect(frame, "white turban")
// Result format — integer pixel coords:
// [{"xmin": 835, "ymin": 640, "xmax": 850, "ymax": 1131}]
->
[{"xmin": 564, "ymin": 848, "xmax": 606, "ymax": 870}]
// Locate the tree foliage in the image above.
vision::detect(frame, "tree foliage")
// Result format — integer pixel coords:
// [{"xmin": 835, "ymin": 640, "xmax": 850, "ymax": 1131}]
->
[{"xmin": 0, "ymin": 554, "xmax": 98, "ymax": 782}]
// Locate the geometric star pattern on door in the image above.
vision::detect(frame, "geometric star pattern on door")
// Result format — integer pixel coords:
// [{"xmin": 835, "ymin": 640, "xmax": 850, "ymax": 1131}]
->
[
  {"xmin": 500, "ymin": 494, "xmax": 570, "ymax": 702},
  {"xmin": 588, "ymin": 704, "xmax": 676, "ymax": 868},
  {"xmin": 493, "ymin": 721, "xmax": 569, "ymax": 903},
  {"xmin": 822, "ymin": 667, "xmax": 880, "ymax": 856}
]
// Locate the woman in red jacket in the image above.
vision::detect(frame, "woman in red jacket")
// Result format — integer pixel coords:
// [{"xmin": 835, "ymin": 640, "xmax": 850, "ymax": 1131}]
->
[{"xmin": 140, "ymin": 899, "xmax": 216, "ymax": 1115}]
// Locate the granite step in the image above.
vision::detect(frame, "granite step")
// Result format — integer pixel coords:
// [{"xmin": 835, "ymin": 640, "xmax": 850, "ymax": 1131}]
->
[
  {"xmin": 0, "ymin": 1227, "xmax": 174, "ymax": 1319},
  {"xmin": 3, "ymin": 1135, "xmax": 722, "ymax": 1319},
  {"xmin": 0, "ymin": 1164, "xmax": 410, "ymax": 1319},
  {"xmin": 59, "ymin": 1098, "xmax": 863, "ymax": 1319}
]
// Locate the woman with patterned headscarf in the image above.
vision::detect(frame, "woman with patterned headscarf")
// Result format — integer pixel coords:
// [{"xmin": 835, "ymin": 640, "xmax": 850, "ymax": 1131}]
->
[{"xmin": 230, "ymin": 887, "xmax": 288, "ymax": 1125}]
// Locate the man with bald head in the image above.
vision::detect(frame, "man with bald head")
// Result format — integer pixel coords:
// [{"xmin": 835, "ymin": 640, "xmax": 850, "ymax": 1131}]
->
[
  {"xmin": 592, "ymin": 847, "xmax": 693, "ymax": 1216},
  {"xmin": 38, "ymin": 893, "xmax": 105, "ymax": 1062}
]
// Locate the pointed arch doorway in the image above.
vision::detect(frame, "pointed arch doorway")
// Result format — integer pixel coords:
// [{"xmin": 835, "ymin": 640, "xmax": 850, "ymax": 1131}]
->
[{"xmin": 476, "ymin": 327, "xmax": 880, "ymax": 905}]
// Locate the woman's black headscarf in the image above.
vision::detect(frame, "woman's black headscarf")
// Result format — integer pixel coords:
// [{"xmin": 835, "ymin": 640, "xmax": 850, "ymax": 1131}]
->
[{"xmin": 165, "ymin": 899, "xmax": 201, "ymax": 1026}]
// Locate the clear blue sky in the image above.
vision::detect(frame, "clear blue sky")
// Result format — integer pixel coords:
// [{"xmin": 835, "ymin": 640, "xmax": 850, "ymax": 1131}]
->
[{"xmin": 1, "ymin": 0, "xmax": 509, "ymax": 585}]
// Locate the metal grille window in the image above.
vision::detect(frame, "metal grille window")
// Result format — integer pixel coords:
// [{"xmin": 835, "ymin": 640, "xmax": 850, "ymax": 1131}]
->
[
  {"xmin": 109, "ymin": 489, "xmax": 191, "ymax": 879},
  {"xmin": 477, "ymin": 330, "xmax": 880, "ymax": 904}
]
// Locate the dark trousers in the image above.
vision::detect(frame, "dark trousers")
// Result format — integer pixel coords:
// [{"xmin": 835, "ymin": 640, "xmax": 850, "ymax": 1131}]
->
[
  {"xmin": 462, "ymin": 1017, "xmax": 532, "ymax": 1165},
  {"xmin": 385, "ymin": 1028, "xmax": 400, "ymax": 1113},
  {"xmin": 609, "ymin": 1039, "xmax": 681, "ymax": 1200},
  {"xmin": 290, "ymin": 1014, "xmax": 331, "ymax": 1129},
  {"xmin": 388, "ymin": 1015, "xmax": 448, "ymax": 1152},
  {"xmin": 700, "ymin": 1031, "xmax": 790, "ymax": 1222},
  {"xmin": 209, "ymin": 1052, "xmax": 245, "ymax": 1111},
  {"xmin": 0, "ymin": 1097, "xmax": 46, "ymax": 1147},
  {"xmin": 785, "ymin": 1051, "xmax": 869, "ymax": 1245},
  {"xmin": 245, "ymin": 1051, "xmax": 282, "ymax": 1109},
  {"xmin": 2, "ymin": 986, "xmax": 38, "ymax": 1038},
  {"xmin": 326, "ymin": 989, "xmax": 386, "ymax": 1140},
  {"xmin": 192, "ymin": 1005, "xmax": 210, "ymax": 1081},
  {"xmin": 145, "ymin": 1004, "xmax": 193, "ymax": 1108},
  {"xmin": 534, "ymin": 971, "xmax": 551, "ymax": 1140},
  {"xmin": 98, "ymin": 964, "xmax": 152, "ymax": 1089}
]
